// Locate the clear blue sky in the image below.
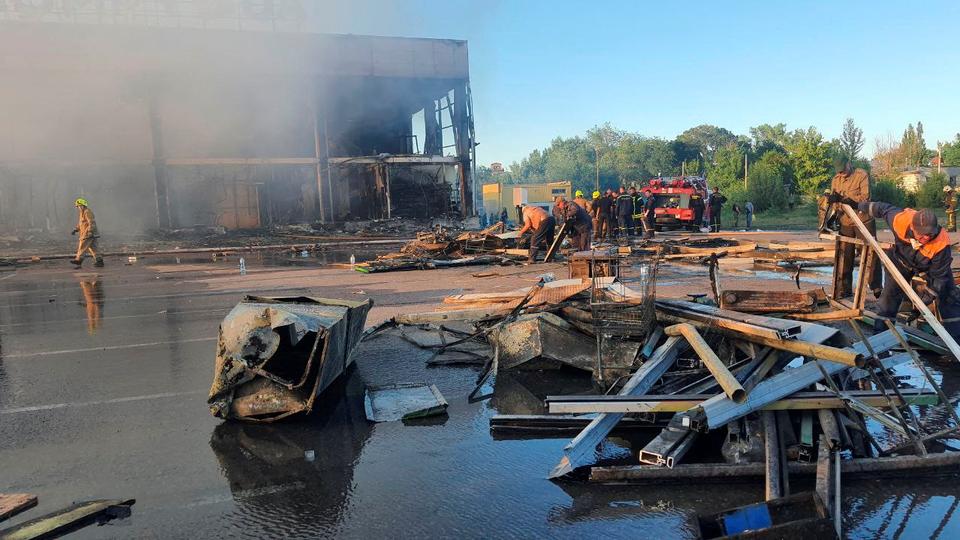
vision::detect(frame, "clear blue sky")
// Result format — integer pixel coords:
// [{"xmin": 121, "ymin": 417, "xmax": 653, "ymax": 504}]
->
[{"xmin": 310, "ymin": 0, "xmax": 960, "ymax": 166}]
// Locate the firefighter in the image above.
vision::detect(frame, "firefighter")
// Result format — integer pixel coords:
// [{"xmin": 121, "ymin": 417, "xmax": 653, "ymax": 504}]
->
[
  {"xmin": 616, "ymin": 187, "xmax": 635, "ymax": 236},
  {"xmin": 70, "ymin": 198, "xmax": 103, "ymax": 268},
  {"xmin": 830, "ymin": 158, "xmax": 882, "ymax": 298},
  {"xmin": 517, "ymin": 204, "xmax": 555, "ymax": 263},
  {"xmin": 631, "ymin": 186, "xmax": 645, "ymax": 235},
  {"xmin": 557, "ymin": 198, "xmax": 593, "ymax": 251},
  {"xmin": 596, "ymin": 189, "xmax": 615, "ymax": 241},
  {"xmin": 641, "ymin": 189, "xmax": 656, "ymax": 239},
  {"xmin": 690, "ymin": 189, "xmax": 705, "ymax": 232},
  {"xmin": 708, "ymin": 187, "xmax": 726, "ymax": 232},
  {"xmin": 591, "ymin": 190, "xmax": 602, "ymax": 240},
  {"xmin": 840, "ymin": 198, "xmax": 960, "ymax": 336},
  {"xmin": 817, "ymin": 188, "xmax": 831, "ymax": 229},
  {"xmin": 944, "ymin": 186, "xmax": 957, "ymax": 233}
]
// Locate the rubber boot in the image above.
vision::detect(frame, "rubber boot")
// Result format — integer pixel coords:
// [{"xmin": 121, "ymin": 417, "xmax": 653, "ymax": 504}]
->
[{"xmin": 94, "ymin": 258, "xmax": 104, "ymax": 268}]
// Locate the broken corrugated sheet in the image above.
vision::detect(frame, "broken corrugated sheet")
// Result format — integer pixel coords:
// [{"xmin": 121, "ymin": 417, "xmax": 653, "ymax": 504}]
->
[
  {"xmin": 364, "ymin": 383, "xmax": 448, "ymax": 422},
  {"xmin": 208, "ymin": 295, "xmax": 372, "ymax": 422}
]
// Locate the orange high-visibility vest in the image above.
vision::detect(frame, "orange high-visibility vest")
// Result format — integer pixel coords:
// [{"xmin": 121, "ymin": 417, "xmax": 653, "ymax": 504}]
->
[{"xmin": 891, "ymin": 208, "xmax": 950, "ymax": 259}]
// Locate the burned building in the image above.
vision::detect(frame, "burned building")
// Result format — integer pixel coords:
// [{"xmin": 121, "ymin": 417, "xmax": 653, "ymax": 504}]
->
[{"xmin": 0, "ymin": 20, "xmax": 476, "ymax": 233}]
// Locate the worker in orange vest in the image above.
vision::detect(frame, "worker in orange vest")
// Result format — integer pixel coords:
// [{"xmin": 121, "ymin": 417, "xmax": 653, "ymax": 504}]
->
[{"xmin": 836, "ymin": 197, "xmax": 959, "ymax": 335}]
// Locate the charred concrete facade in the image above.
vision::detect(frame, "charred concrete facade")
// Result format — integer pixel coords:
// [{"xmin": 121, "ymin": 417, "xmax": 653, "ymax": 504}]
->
[{"xmin": 0, "ymin": 23, "xmax": 476, "ymax": 233}]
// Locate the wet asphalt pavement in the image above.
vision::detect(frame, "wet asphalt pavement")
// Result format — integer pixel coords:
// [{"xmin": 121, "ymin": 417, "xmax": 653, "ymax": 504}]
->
[{"xmin": 2, "ymin": 253, "xmax": 960, "ymax": 539}]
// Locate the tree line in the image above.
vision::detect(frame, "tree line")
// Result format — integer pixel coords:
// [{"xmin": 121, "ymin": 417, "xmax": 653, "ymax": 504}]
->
[{"xmin": 478, "ymin": 120, "xmax": 960, "ymax": 213}]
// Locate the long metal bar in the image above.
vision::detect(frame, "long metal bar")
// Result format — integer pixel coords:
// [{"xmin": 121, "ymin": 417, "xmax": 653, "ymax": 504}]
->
[
  {"xmin": 690, "ymin": 329, "xmax": 900, "ymax": 431},
  {"xmin": 763, "ymin": 410, "xmax": 782, "ymax": 500},
  {"xmin": 546, "ymin": 389, "xmax": 937, "ymax": 414},
  {"xmin": 665, "ymin": 323, "xmax": 746, "ymax": 403},
  {"xmin": 548, "ymin": 336, "xmax": 686, "ymax": 478},
  {"xmin": 840, "ymin": 203, "xmax": 960, "ymax": 361}
]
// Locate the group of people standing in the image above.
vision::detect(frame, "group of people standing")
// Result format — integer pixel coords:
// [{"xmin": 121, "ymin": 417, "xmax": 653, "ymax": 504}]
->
[{"xmin": 586, "ymin": 186, "xmax": 656, "ymax": 240}]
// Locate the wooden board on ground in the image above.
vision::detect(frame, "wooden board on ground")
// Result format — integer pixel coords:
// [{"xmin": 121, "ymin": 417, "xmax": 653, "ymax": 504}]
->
[
  {"xmin": 719, "ymin": 289, "xmax": 817, "ymax": 314},
  {"xmin": 0, "ymin": 493, "xmax": 37, "ymax": 522}
]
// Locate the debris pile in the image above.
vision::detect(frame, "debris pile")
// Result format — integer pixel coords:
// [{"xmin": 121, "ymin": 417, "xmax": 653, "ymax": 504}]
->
[{"xmin": 355, "ymin": 222, "xmax": 527, "ymax": 273}]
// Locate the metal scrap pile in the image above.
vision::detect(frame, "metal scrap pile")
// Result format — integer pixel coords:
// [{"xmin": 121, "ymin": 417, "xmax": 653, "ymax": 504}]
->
[{"xmin": 355, "ymin": 222, "xmax": 527, "ymax": 273}]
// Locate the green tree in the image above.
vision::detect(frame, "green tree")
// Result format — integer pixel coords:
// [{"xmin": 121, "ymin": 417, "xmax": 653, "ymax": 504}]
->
[
  {"xmin": 917, "ymin": 171, "xmax": 948, "ymax": 208},
  {"xmin": 785, "ymin": 127, "xmax": 832, "ymax": 201},
  {"xmin": 708, "ymin": 144, "xmax": 744, "ymax": 193},
  {"xmin": 901, "ymin": 122, "xmax": 928, "ymax": 168},
  {"xmin": 746, "ymin": 151, "xmax": 791, "ymax": 211},
  {"xmin": 839, "ymin": 118, "xmax": 864, "ymax": 162},
  {"xmin": 940, "ymin": 134, "xmax": 960, "ymax": 166},
  {"xmin": 749, "ymin": 123, "xmax": 789, "ymax": 150},
  {"xmin": 677, "ymin": 124, "xmax": 737, "ymax": 165},
  {"xmin": 872, "ymin": 179, "xmax": 908, "ymax": 207}
]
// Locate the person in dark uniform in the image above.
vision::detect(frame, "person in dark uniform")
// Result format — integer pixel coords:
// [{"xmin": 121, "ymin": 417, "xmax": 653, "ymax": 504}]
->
[
  {"xmin": 616, "ymin": 187, "xmax": 635, "ymax": 237},
  {"xmin": 641, "ymin": 189, "xmax": 656, "ymax": 239},
  {"xmin": 690, "ymin": 189, "xmax": 705, "ymax": 232},
  {"xmin": 708, "ymin": 187, "xmax": 726, "ymax": 232},
  {"xmin": 631, "ymin": 186, "xmax": 644, "ymax": 235},
  {"xmin": 557, "ymin": 198, "xmax": 594, "ymax": 251}
]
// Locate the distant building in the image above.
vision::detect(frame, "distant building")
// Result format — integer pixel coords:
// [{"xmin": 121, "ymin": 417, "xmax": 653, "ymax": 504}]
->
[
  {"xmin": 898, "ymin": 167, "xmax": 960, "ymax": 192},
  {"xmin": 481, "ymin": 181, "xmax": 571, "ymax": 220}
]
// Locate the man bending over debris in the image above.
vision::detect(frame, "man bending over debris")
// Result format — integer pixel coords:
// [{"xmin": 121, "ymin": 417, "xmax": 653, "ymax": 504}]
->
[
  {"xmin": 557, "ymin": 198, "xmax": 593, "ymax": 252},
  {"xmin": 853, "ymin": 200, "xmax": 960, "ymax": 335},
  {"xmin": 70, "ymin": 198, "xmax": 103, "ymax": 268},
  {"xmin": 518, "ymin": 204, "xmax": 555, "ymax": 263}
]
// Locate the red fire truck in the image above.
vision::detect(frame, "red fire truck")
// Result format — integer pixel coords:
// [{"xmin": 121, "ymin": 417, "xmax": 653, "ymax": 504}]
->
[{"xmin": 644, "ymin": 176, "xmax": 708, "ymax": 231}]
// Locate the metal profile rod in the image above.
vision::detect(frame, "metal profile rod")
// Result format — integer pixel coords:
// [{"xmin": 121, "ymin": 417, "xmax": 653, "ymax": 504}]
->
[
  {"xmin": 840, "ymin": 203, "xmax": 960, "ymax": 362},
  {"xmin": 691, "ymin": 330, "xmax": 900, "ymax": 431},
  {"xmin": 763, "ymin": 410, "xmax": 782, "ymax": 500},
  {"xmin": 665, "ymin": 323, "xmax": 746, "ymax": 403},
  {"xmin": 548, "ymin": 336, "xmax": 686, "ymax": 479}
]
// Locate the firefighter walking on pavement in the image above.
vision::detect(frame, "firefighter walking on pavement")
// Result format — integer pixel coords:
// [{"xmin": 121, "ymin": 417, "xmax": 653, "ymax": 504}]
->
[{"xmin": 71, "ymin": 198, "xmax": 104, "ymax": 268}]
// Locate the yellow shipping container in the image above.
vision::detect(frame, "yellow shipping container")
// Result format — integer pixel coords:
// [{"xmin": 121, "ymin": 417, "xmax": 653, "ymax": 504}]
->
[{"xmin": 481, "ymin": 181, "xmax": 572, "ymax": 221}]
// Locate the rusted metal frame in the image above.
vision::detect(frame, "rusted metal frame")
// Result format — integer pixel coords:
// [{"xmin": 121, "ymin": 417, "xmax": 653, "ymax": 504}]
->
[
  {"xmin": 859, "ymin": 244, "xmax": 877, "ymax": 311},
  {"xmin": 840, "ymin": 203, "xmax": 960, "ymax": 361},
  {"xmin": 851, "ymin": 241, "xmax": 871, "ymax": 308},
  {"xmin": 814, "ymin": 436, "xmax": 838, "ymax": 535},
  {"xmin": 846, "ymin": 320, "xmax": 926, "ymax": 455},
  {"xmin": 884, "ymin": 320, "xmax": 960, "ymax": 427},
  {"xmin": 547, "ymin": 335, "xmax": 687, "ymax": 478}
]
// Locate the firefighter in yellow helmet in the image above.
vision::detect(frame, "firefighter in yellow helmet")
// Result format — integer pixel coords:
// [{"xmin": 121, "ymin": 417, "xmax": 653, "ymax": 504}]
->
[{"xmin": 71, "ymin": 198, "xmax": 103, "ymax": 268}]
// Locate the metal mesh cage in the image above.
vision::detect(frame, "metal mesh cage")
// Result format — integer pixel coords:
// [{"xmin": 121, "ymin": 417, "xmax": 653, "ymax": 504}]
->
[{"xmin": 590, "ymin": 250, "xmax": 661, "ymax": 381}]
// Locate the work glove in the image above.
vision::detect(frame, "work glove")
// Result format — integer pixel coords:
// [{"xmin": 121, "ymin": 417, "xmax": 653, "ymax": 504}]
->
[{"xmin": 71, "ymin": 228, "xmax": 78, "ymax": 236}]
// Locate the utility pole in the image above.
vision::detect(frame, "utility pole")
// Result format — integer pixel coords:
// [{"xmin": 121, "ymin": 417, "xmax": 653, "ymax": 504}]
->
[{"xmin": 594, "ymin": 146, "xmax": 600, "ymax": 191}]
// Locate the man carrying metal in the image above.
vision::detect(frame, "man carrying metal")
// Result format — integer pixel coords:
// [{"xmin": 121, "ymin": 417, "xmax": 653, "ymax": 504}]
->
[
  {"xmin": 829, "ymin": 158, "xmax": 881, "ymax": 298},
  {"xmin": 517, "ymin": 204, "xmax": 555, "ymax": 263},
  {"xmin": 70, "ymin": 198, "xmax": 104, "ymax": 268},
  {"xmin": 944, "ymin": 186, "xmax": 957, "ymax": 233},
  {"xmin": 837, "ymin": 197, "xmax": 960, "ymax": 336}
]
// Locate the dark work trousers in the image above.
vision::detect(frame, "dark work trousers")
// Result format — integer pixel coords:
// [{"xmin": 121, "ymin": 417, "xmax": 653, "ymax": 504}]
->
[
  {"xmin": 836, "ymin": 220, "xmax": 882, "ymax": 297},
  {"xmin": 641, "ymin": 214, "xmax": 655, "ymax": 239},
  {"xmin": 528, "ymin": 216, "xmax": 556, "ymax": 262},
  {"xmin": 618, "ymin": 214, "xmax": 634, "ymax": 236},
  {"xmin": 610, "ymin": 215, "xmax": 619, "ymax": 238},
  {"xmin": 596, "ymin": 215, "xmax": 612, "ymax": 240},
  {"xmin": 570, "ymin": 224, "xmax": 592, "ymax": 251},
  {"xmin": 710, "ymin": 211, "xmax": 722, "ymax": 232},
  {"xmin": 876, "ymin": 255, "xmax": 960, "ymax": 336}
]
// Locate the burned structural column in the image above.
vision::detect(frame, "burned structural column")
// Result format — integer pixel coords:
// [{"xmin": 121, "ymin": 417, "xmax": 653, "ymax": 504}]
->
[
  {"xmin": 148, "ymin": 93, "xmax": 171, "ymax": 229},
  {"xmin": 423, "ymin": 98, "xmax": 441, "ymax": 155},
  {"xmin": 453, "ymin": 84, "xmax": 473, "ymax": 216}
]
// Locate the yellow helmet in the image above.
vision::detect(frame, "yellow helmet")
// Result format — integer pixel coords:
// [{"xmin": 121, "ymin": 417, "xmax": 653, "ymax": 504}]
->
[
  {"xmin": 75, "ymin": 198, "xmax": 88, "ymax": 207},
  {"xmin": 592, "ymin": 190, "xmax": 601, "ymax": 198},
  {"xmin": 575, "ymin": 190, "xmax": 583, "ymax": 198}
]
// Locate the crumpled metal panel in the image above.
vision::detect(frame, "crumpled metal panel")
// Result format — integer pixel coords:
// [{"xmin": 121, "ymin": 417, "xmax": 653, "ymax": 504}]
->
[{"xmin": 208, "ymin": 295, "xmax": 372, "ymax": 422}]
